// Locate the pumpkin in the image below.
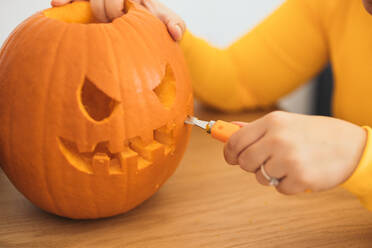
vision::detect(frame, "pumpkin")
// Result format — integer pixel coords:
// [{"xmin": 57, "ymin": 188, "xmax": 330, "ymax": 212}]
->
[{"xmin": 0, "ymin": 1, "xmax": 193, "ymax": 219}]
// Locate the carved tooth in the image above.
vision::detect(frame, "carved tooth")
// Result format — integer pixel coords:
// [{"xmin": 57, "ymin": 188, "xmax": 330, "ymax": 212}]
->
[
  {"xmin": 129, "ymin": 138, "xmax": 164, "ymax": 162},
  {"xmin": 154, "ymin": 125, "xmax": 176, "ymax": 155},
  {"xmin": 119, "ymin": 147, "xmax": 138, "ymax": 168},
  {"xmin": 92, "ymin": 152, "xmax": 110, "ymax": 175},
  {"xmin": 137, "ymin": 158, "xmax": 152, "ymax": 170},
  {"xmin": 146, "ymin": 141, "xmax": 165, "ymax": 161},
  {"xmin": 109, "ymin": 158, "xmax": 123, "ymax": 175}
]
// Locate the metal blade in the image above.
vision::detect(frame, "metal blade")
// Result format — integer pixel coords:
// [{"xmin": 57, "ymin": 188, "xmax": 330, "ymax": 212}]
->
[{"xmin": 184, "ymin": 116, "xmax": 210, "ymax": 130}]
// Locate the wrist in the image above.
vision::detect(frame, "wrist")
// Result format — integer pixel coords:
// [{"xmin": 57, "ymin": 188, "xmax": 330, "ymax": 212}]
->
[{"xmin": 342, "ymin": 126, "xmax": 371, "ymax": 195}]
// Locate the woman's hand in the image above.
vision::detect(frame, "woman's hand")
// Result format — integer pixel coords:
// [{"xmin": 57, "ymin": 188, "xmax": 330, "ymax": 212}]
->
[
  {"xmin": 50, "ymin": 0, "xmax": 186, "ymax": 41},
  {"xmin": 224, "ymin": 111, "xmax": 367, "ymax": 194}
]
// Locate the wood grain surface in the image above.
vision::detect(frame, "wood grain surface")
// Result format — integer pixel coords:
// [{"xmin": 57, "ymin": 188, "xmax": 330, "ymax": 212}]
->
[{"xmin": 1, "ymin": 105, "xmax": 372, "ymax": 248}]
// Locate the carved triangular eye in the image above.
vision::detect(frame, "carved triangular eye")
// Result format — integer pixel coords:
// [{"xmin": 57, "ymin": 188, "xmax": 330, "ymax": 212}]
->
[
  {"xmin": 80, "ymin": 77, "xmax": 119, "ymax": 122},
  {"xmin": 153, "ymin": 64, "xmax": 176, "ymax": 109}
]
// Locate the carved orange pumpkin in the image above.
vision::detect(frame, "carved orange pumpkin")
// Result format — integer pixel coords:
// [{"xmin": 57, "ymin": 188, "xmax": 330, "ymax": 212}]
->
[{"xmin": 0, "ymin": 1, "xmax": 193, "ymax": 219}]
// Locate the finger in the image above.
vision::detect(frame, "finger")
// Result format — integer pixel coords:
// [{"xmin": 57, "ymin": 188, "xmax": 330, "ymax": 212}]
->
[
  {"xmin": 141, "ymin": 0, "xmax": 186, "ymax": 41},
  {"xmin": 140, "ymin": 0, "xmax": 158, "ymax": 13},
  {"xmin": 167, "ymin": 18, "xmax": 186, "ymax": 41},
  {"xmin": 224, "ymin": 118, "xmax": 267, "ymax": 165},
  {"xmin": 158, "ymin": 13, "xmax": 185, "ymax": 41},
  {"xmin": 255, "ymin": 168, "xmax": 271, "ymax": 186},
  {"xmin": 51, "ymin": 0, "xmax": 73, "ymax": 7},
  {"xmin": 262, "ymin": 155, "xmax": 287, "ymax": 179},
  {"xmin": 104, "ymin": 0, "xmax": 125, "ymax": 21},
  {"xmin": 237, "ymin": 138, "xmax": 271, "ymax": 173},
  {"xmin": 276, "ymin": 177, "xmax": 306, "ymax": 195},
  {"xmin": 91, "ymin": 0, "xmax": 110, "ymax": 22},
  {"xmin": 167, "ymin": 22, "xmax": 183, "ymax": 41}
]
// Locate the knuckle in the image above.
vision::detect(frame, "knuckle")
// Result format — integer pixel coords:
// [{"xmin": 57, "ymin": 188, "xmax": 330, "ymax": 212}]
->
[
  {"xmin": 225, "ymin": 139, "xmax": 238, "ymax": 154},
  {"xmin": 238, "ymin": 158, "xmax": 252, "ymax": 172},
  {"xmin": 159, "ymin": 12, "xmax": 171, "ymax": 23},
  {"xmin": 269, "ymin": 132, "xmax": 287, "ymax": 148},
  {"xmin": 239, "ymin": 162, "xmax": 254, "ymax": 173},
  {"xmin": 238, "ymin": 152, "xmax": 257, "ymax": 172},
  {"xmin": 238, "ymin": 156, "xmax": 246, "ymax": 167},
  {"xmin": 269, "ymin": 132, "xmax": 296, "ymax": 153},
  {"xmin": 266, "ymin": 111, "xmax": 287, "ymax": 126},
  {"xmin": 224, "ymin": 145, "xmax": 238, "ymax": 165}
]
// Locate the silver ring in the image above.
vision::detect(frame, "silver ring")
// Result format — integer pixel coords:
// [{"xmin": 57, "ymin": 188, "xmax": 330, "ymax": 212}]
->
[{"xmin": 260, "ymin": 165, "xmax": 279, "ymax": 187}]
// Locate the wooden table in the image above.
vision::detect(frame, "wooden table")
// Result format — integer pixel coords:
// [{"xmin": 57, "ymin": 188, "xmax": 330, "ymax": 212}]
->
[{"xmin": 1, "ymin": 106, "xmax": 372, "ymax": 248}]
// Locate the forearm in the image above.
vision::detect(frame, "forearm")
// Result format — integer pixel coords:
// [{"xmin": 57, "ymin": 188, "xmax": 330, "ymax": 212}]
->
[
  {"xmin": 180, "ymin": 0, "xmax": 329, "ymax": 112},
  {"xmin": 181, "ymin": 31, "xmax": 258, "ymax": 112}
]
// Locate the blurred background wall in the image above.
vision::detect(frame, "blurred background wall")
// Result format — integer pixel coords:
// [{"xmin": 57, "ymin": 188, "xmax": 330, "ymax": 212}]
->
[{"xmin": 0, "ymin": 0, "xmax": 319, "ymax": 114}]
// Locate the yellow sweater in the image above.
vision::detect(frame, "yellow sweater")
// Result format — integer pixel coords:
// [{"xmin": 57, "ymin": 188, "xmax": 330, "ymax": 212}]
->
[{"xmin": 180, "ymin": 0, "xmax": 372, "ymax": 210}]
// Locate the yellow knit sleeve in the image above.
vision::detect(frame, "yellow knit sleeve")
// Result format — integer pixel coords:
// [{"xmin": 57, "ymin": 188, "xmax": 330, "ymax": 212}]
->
[
  {"xmin": 180, "ymin": 0, "xmax": 329, "ymax": 111},
  {"xmin": 342, "ymin": 127, "xmax": 372, "ymax": 211}
]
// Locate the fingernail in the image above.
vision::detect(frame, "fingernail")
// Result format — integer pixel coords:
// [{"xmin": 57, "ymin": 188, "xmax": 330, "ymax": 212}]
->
[{"xmin": 174, "ymin": 24, "xmax": 182, "ymax": 41}]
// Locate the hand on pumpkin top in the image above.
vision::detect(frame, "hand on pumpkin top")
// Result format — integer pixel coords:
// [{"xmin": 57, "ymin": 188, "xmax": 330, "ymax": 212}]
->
[{"xmin": 50, "ymin": 0, "xmax": 186, "ymax": 41}]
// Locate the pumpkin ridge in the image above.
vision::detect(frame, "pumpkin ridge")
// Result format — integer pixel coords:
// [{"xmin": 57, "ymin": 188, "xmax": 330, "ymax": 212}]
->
[
  {"xmin": 123, "ymin": 16, "xmax": 163, "ymax": 90},
  {"xmin": 102, "ymin": 24, "xmax": 132, "ymax": 211},
  {"xmin": 113, "ymin": 17, "xmax": 150, "ymax": 140},
  {"xmin": 7, "ymin": 17, "xmax": 64, "ymax": 215},
  {"xmin": 1, "ymin": 16, "xmax": 48, "ymax": 177},
  {"xmin": 79, "ymin": 25, "xmax": 101, "ymax": 219},
  {"xmin": 0, "ymin": 15, "xmax": 38, "ymax": 65},
  {"xmin": 129, "ymin": 11, "xmax": 166, "ymax": 79},
  {"xmin": 41, "ymin": 23, "xmax": 70, "ymax": 215}
]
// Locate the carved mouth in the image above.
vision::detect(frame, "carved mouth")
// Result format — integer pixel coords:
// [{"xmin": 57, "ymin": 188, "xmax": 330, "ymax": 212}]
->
[{"xmin": 57, "ymin": 124, "xmax": 176, "ymax": 175}]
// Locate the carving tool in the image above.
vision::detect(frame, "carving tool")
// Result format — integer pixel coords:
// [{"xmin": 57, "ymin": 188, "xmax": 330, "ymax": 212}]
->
[{"xmin": 185, "ymin": 116, "xmax": 241, "ymax": 143}]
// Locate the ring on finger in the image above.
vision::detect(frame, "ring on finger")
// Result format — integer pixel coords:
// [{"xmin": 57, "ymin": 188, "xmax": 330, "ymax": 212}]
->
[{"xmin": 260, "ymin": 164, "xmax": 280, "ymax": 187}]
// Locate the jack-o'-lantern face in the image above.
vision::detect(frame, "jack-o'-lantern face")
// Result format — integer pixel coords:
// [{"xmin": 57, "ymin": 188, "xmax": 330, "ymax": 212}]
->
[
  {"xmin": 58, "ymin": 63, "xmax": 180, "ymax": 176},
  {"xmin": 0, "ymin": 1, "xmax": 193, "ymax": 219}
]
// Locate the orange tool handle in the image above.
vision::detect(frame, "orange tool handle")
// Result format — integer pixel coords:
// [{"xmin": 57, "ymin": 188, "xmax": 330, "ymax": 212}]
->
[{"xmin": 211, "ymin": 120, "xmax": 241, "ymax": 143}]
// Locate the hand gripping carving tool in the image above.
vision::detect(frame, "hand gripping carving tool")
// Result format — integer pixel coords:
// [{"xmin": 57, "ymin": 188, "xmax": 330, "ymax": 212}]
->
[
  {"xmin": 185, "ymin": 116, "xmax": 313, "ymax": 192},
  {"xmin": 184, "ymin": 116, "xmax": 281, "ymax": 186}
]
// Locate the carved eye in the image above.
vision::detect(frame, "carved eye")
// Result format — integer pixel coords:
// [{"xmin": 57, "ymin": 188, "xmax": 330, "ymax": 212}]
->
[
  {"xmin": 153, "ymin": 64, "xmax": 176, "ymax": 109},
  {"xmin": 80, "ymin": 78, "xmax": 120, "ymax": 122}
]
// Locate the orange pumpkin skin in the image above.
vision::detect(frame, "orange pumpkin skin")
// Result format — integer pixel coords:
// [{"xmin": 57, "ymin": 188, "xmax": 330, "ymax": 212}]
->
[{"xmin": 0, "ymin": 2, "xmax": 193, "ymax": 219}]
